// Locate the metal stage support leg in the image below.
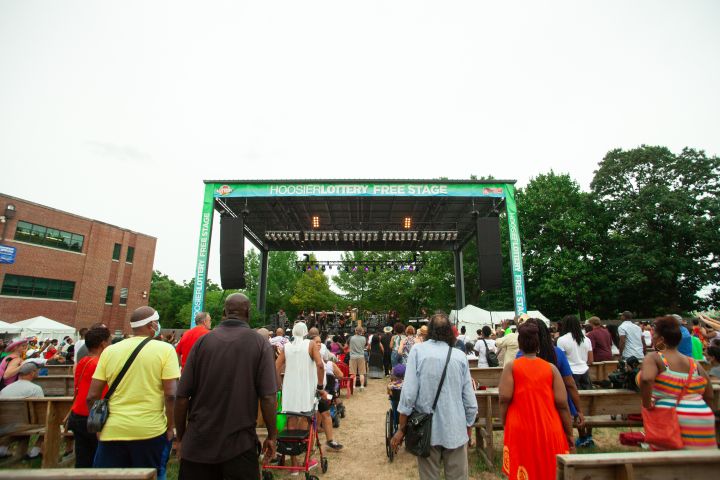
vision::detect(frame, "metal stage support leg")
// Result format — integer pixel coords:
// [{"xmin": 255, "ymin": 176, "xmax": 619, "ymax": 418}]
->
[
  {"xmin": 258, "ymin": 248, "xmax": 269, "ymax": 317},
  {"xmin": 454, "ymin": 249, "xmax": 465, "ymax": 310}
]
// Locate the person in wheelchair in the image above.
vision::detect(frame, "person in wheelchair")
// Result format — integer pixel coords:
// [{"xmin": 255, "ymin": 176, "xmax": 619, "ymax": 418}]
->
[{"xmin": 387, "ymin": 364, "xmax": 405, "ymax": 428}]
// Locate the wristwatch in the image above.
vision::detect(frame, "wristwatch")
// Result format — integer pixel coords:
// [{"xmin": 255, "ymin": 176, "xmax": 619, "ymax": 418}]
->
[{"xmin": 317, "ymin": 384, "xmax": 324, "ymax": 391}]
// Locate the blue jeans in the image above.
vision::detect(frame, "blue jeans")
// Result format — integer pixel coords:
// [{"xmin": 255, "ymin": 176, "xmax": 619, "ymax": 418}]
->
[{"xmin": 94, "ymin": 434, "xmax": 172, "ymax": 480}]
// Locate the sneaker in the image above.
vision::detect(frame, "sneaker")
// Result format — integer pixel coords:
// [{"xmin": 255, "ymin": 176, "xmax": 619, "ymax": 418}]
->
[
  {"xmin": 575, "ymin": 436, "xmax": 586, "ymax": 448},
  {"xmin": 359, "ymin": 386, "xmax": 365, "ymax": 392},
  {"xmin": 581, "ymin": 438, "xmax": 596, "ymax": 448},
  {"xmin": 327, "ymin": 440, "xmax": 344, "ymax": 450},
  {"xmin": 308, "ymin": 459, "xmax": 319, "ymax": 470}
]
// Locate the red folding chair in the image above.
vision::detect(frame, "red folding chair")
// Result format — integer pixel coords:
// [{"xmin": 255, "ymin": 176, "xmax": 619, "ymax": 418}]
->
[{"xmin": 337, "ymin": 362, "xmax": 355, "ymax": 397}]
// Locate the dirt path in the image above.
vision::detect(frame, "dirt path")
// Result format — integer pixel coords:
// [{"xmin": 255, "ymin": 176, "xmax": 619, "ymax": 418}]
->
[{"xmin": 321, "ymin": 377, "xmax": 419, "ymax": 480}]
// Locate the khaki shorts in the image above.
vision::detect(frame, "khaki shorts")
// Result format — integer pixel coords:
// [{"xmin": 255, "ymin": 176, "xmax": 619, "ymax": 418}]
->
[{"xmin": 349, "ymin": 357, "xmax": 367, "ymax": 376}]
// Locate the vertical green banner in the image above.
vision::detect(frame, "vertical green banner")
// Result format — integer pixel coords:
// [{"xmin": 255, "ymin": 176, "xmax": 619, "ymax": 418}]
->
[
  {"xmin": 191, "ymin": 183, "xmax": 215, "ymax": 327},
  {"xmin": 503, "ymin": 184, "xmax": 527, "ymax": 316}
]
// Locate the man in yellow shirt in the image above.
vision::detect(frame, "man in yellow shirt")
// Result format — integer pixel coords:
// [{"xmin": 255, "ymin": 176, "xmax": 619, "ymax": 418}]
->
[{"xmin": 87, "ymin": 306, "xmax": 180, "ymax": 479}]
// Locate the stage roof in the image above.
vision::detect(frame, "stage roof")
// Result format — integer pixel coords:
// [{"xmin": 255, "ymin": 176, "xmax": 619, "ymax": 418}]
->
[{"xmin": 205, "ymin": 179, "xmax": 515, "ymax": 252}]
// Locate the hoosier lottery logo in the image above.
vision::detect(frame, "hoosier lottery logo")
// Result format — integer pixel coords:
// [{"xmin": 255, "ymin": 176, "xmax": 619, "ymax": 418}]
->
[{"xmin": 217, "ymin": 185, "xmax": 233, "ymax": 196}]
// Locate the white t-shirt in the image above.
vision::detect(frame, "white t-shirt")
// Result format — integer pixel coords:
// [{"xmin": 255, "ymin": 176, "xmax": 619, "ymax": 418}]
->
[
  {"xmin": 0, "ymin": 379, "xmax": 44, "ymax": 398},
  {"xmin": 74, "ymin": 340, "xmax": 85, "ymax": 363},
  {"xmin": 557, "ymin": 332, "xmax": 593, "ymax": 375},
  {"xmin": 473, "ymin": 338, "xmax": 497, "ymax": 368},
  {"xmin": 618, "ymin": 321, "xmax": 644, "ymax": 360},
  {"xmin": 642, "ymin": 330, "xmax": 652, "ymax": 348}
]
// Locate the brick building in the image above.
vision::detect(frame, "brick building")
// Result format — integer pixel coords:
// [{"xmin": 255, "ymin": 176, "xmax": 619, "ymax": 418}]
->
[{"xmin": 0, "ymin": 194, "xmax": 156, "ymax": 334}]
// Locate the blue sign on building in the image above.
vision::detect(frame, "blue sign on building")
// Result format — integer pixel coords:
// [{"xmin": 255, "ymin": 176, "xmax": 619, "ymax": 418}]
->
[{"xmin": 0, "ymin": 244, "xmax": 17, "ymax": 264}]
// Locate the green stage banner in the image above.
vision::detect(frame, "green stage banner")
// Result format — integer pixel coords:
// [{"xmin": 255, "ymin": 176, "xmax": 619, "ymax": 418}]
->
[
  {"xmin": 211, "ymin": 182, "xmax": 508, "ymax": 198},
  {"xmin": 503, "ymin": 184, "xmax": 528, "ymax": 316},
  {"xmin": 191, "ymin": 183, "xmax": 215, "ymax": 327}
]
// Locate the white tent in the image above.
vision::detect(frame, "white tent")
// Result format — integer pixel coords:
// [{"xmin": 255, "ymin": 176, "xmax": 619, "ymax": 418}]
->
[
  {"xmin": 0, "ymin": 320, "xmax": 22, "ymax": 334},
  {"xmin": 10, "ymin": 316, "xmax": 75, "ymax": 339},
  {"xmin": 450, "ymin": 305, "xmax": 550, "ymax": 341},
  {"xmin": 450, "ymin": 305, "xmax": 493, "ymax": 342}
]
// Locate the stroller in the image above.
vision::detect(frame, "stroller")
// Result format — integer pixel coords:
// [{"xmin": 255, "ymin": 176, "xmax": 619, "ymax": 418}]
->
[{"xmin": 261, "ymin": 406, "xmax": 328, "ymax": 480}]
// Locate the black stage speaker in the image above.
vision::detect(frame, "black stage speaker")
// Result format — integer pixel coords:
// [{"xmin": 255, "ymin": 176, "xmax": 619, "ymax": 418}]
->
[
  {"xmin": 476, "ymin": 216, "xmax": 502, "ymax": 290},
  {"xmin": 220, "ymin": 216, "xmax": 246, "ymax": 289}
]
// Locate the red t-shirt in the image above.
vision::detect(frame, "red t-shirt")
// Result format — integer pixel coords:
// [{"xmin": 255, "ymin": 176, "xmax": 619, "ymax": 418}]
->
[
  {"xmin": 44, "ymin": 347, "xmax": 57, "ymax": 360},
  {"xmin": 586, "ymin": 327, "xmax": 614, "ymax": 362},
  {"xmin": 175, "ymin": 325, "xmax": 210, "ymax": 367},
  {"xmin": 71, "ymin": 356, "xmax": 107, "ymax": 416}
]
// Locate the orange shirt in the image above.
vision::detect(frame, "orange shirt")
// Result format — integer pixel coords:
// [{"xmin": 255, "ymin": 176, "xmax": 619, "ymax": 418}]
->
[{"xmin": 175, "ymin": 325, "xmax": 210, "ymax": 367}]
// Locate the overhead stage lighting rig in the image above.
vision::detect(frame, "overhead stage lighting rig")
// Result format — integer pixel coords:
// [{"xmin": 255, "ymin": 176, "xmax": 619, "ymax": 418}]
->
[
  {"xmin": 295, "ymin": 259, "xmax": 425, "ymax": 273},
  {"xmin": 265, "ymin": 229, "xmax": 458, "ymax": 244}
]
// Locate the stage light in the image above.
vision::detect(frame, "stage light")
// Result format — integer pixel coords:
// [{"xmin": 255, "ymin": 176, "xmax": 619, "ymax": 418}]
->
[
  {"xmin": 403, "ymin": 217, "xmax": 412, "ymax": 229},
  {"xmin": 394, "ymin": 264, "xmax": 399, "ymax": 271},
  {"xmin": 345, "ymin": 265, "xmax": 350, "ymax": 272},
  {"xmin": 334, "ymin": 232, "xmax": 339, "ymax": 241},
  {"xmin": 372, "ymin": 265, "xmax": 377, "ymax": 272},
  {"xmin": 408, "ymin": 265, "xmax": 414, "ymax": 271},
  {"xmin": 321, "ymin": 265, "xmax": 326, "ymax": 272},
  {"xmin": 352, "ymin": 266, "xmax": 357, "ymax": 272},
  {"xmin": 312, "ymin": 216, "xmax": 320, "ymax": 228},
  {"xmin": 355, "ymin": 232, "xmax": 361, "ymax": 241},
  {"xmin": 315, "ymin": 264, "xmax": 320, "ymax": 270},
  {"xmin": 343, "ymin": 233, "xmax": 348, "ymax": 241},
  {"xmin": 382, "ymin": 232, "xmax": 387, "ymax": 241},
  {"xmin": 373, "ymin": 232, "xmax": 378, "ymax": 241},
  {"xmin": 321, "ymin": 232, "xmax": 327, "ymax": 241},
  {"xmin": 364, "ymin": 266, "xmax": 369, "ymax": 272},
  {"xmin": 422, "ymin": 232, "xmax": 428, "ymax": 241},
  {"xmin": 361, "ymin": 232, "xmax": 366, "ymax": 241},
  {"xmin": 412, "ymin": 232, "xmax": 418, "ymax": 241},
  {"xmin": 440, "ymin": 232, "xmax": 446, "ymax": 240},
  {"xmin": 307, "ymin": 266, "xmax": 312, "ymax": 271},
  {"xmin": 394, "ymin": 232, "xmax": 400, "ymax": 241}
]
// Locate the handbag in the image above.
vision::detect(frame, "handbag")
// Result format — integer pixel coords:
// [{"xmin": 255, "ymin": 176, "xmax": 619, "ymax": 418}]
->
[
  {"xmin": 405, "ymin": 345, "xmax": 453, "ymax": 458},
  {"xmin": 481, "ymin": 338, "xmax": 499, "ymax": 367},
  {"xmin": 87, "ymin": 337, "xmax": 152, "ymax": 433},
  {"xmin": 641, "ymin": 358, "xmax": 695, "ymax": 450}
]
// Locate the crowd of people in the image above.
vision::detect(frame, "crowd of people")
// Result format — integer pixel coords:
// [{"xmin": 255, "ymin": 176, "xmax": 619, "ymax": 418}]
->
[{"xmin": 1, "ymin": 304, "xmax": 719, "ymax": 480}]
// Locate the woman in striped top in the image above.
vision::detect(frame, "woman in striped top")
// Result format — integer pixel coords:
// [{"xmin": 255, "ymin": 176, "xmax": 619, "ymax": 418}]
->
[{"xmin": 640, "ymin": 316, "xmax": 717, "ymax": 449}]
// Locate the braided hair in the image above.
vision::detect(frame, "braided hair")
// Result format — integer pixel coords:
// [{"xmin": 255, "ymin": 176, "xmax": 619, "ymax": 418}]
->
[{"xmin": 560, "ymin": 315, "xmax": 585, "ymax": 345}]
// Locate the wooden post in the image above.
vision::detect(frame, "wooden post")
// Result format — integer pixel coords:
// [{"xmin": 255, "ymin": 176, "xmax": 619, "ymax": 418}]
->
[{"xmin": 41, "ymin": 401, "xmax": 61, "ymax": 468}]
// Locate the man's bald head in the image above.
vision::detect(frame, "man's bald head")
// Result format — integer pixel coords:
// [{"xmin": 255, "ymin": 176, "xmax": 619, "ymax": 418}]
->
[
  {"xmin": 130, "ymin": 306, "xmax": 159, "ymax": 336},
  {"xmin": 275, "ymin": 328, "xmax": 284, "ymax": 337},
  {"xmin": 131, "ymin": 306, "xmax": 156, "ymax": 324},
  {"xmin": 224, "ymin": 293, "xmax": 250, "ymax": 320}
]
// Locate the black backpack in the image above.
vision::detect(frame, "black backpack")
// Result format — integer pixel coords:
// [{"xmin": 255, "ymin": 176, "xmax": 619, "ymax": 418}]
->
[{"xmin": 481, "ymin": 338, "xmax": 499, "ymax": 367}]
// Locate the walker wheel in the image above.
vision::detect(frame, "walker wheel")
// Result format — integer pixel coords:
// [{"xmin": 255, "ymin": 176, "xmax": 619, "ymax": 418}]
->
[
  {"xmin": 309, "ymin": 476, "xmax": 319, "ymax": 480},
  {"xmin": 321, "ymin": 457, "xmax": 328, "ymax": 473},
  {"xmin": 262, "ymin": 472, "xmax": 273, "ymax": 480}
]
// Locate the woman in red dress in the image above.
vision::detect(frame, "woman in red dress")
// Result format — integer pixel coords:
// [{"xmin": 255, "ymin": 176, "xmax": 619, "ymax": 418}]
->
[{"xmin": 500, "ymin": 320, "xmax": 574, "ymax": 480}]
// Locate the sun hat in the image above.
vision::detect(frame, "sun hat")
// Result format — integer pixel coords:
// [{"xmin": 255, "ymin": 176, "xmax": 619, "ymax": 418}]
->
[{"xmin": 4, "ymin": 339, "xmax": 28, "ymax": 352}]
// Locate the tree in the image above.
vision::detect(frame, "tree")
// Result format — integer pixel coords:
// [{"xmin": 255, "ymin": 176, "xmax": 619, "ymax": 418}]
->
[
  {"xmin": 149, "ymin": 271, "xmax": 193, "ymax": 329},
  {"xmin": 591, "ymin": 146, "xmax": 720, "ymax": 316},
  {"xmin": 517, "ymin": 172, "xmax": 610, "ymax": 319},
  {"xmin": 290, "ymin": 266, "xmax": 338, "ymax": 311}
]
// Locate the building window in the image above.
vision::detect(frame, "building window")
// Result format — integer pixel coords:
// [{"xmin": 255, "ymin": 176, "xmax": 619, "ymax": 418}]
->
[
  {"xmin": 105, "ymin": 286, "xmax": 115, "ymax": 304},
  {"xmin": 119, "ymin": 287, "xmax": 128, "ymax": 305},
  {"xmin": 112, "ymin": 243, "xmax": 121, "ymax": 261},
  {"xmin": 1, "ymin": 274, "xmax": 75, "ymax": 300},
  {"xmin": 126, "ymin": 246, "xmax": 135, "ymax": 263},
  {"xmin": 14, "ymin": 220, "xmax": 84, "ymax": 253}
]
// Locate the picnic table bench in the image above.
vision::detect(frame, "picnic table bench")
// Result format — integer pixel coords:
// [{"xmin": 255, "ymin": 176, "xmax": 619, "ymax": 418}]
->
[
  {"xmin": 470, "ymin": 360, "xmax": 711, "ymax": 387},
  {"xmin": 35, "ymin": 376, "xmax": 73, "ymax": 397},
  {"xmin": 0, "ymin": 397, "xmax": 74, "ymax": 468},
  {"xmin": 42, "ymin": 365, "xmax": 74, "ymax": 376},
  {"xmin": 556, "ymin": 450, "xmax": 720, "ymax": 480},
  {"xmin": 473, "ymin": 384, "xmax": 720, "ymax": 467},
  {"xmin": 0, "ymin": 468, "xmax": 156, "ymax": 479}
]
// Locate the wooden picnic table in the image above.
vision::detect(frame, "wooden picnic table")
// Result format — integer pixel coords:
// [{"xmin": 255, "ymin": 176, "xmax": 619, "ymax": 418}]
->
[
  {"xmin": 0, "ymin": 468, "xmax": 157, "ymax": 479},
  {"xmin": 473, "ymin": 384, "xmax": 720, "ymax": 467},
  {"xmin": 42, "ymin": 365, "xmax": 74, "ymax": 376},
  {"xmin": 557, "ymin": 450, "xmax": 720, "ymax": 480},
  {"xmin": 35, "ymin": 376, "xmax": 73, "ymax": 397},
  {"xmin": 0, "ymin": 397, "xmax": 74, "ymax": 468}
]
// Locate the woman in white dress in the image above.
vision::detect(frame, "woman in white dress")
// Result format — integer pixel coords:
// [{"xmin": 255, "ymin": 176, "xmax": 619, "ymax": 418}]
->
[{"xmin": 275, "ymin": 322, "xmax": 343, "ymax": 455}]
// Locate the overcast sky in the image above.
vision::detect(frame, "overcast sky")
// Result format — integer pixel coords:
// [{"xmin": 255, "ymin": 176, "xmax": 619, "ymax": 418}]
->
[{"xmin": 1, "ymin": 1, "xmax": 718, "ymax": 284}]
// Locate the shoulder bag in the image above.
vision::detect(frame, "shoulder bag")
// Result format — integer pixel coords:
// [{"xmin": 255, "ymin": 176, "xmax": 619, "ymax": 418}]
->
[
  {"xmin": 405, "ymin": 344, "xmax": 453, "ymax": 457},
  {"xmin": 482, "ymin": 338, "xmax": 499, "ymax": 367},
  {"xmin": 641, "ymin": 357, "xmax": 695, "ymax": 450},
  {"xmin": 87, "ymin": 337, "xmax": 152, "ymax": 433}
]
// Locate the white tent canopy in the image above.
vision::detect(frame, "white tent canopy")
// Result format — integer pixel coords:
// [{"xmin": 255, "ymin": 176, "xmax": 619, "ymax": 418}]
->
[
  {"xmin": 9, "ymin": 316, "xmax": 75, "ymax": 339},
  {"xmin": 450, "ymin": 305, "xmax": 550, "ymax": 342},
  {"xmin": 0, "ymin": 320, "xmax": 22, "ymax": 334}
]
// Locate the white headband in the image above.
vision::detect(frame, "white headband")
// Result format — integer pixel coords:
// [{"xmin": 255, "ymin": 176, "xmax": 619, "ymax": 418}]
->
[{"xmin": 130, "ymin": 311, "xmax": 159, "ymax": 328}]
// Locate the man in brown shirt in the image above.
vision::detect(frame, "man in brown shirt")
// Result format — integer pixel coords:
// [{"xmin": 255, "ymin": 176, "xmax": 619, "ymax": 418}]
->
[
  {"xmin": 175, "ymin": 294, "xmax": 278, "ymax": 480},
  {"xmin": 585, "ymin": 317, "xmax": 614, "ymax": 362}
]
